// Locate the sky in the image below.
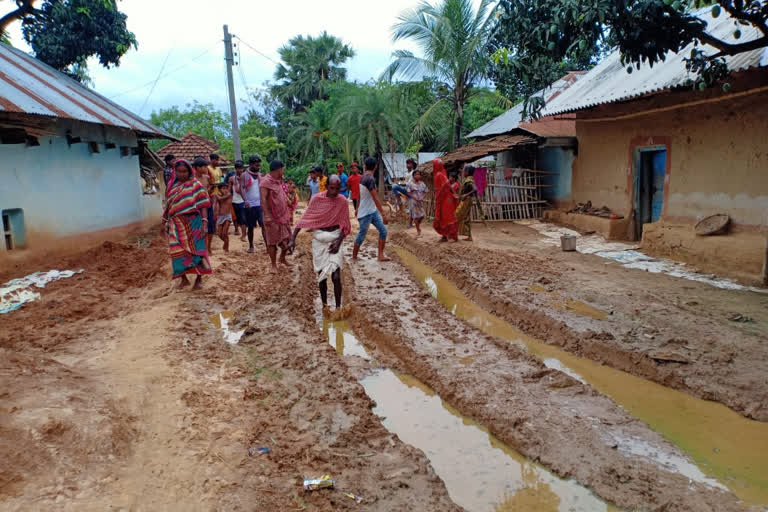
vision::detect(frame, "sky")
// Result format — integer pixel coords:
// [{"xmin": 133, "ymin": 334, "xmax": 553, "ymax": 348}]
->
[{"xmin": 8, "ymin": 0, "xmax": 430, "ymax": 119}]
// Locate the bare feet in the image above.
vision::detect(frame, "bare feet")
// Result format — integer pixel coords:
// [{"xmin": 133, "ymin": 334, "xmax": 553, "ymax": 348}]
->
[
  {"xmin": 378, "ymin": 255, "xmax": 391, "ymax": 262},
  {"xmin": 269, "ymin": 265, "xmax": 279, "ymax": 274},
  {"xmin": 438, "ymin": 236, "xmax": 448, "ymax": 243},
  {"xmin": 464, "ymin": 236, "xmax": 472, "ymax": 241},
  {"xmin": 247, "ymin": 247, "xmax": 255, "ymax": 254},
  {"xmin": 192, "ymin": 276, "xmax": 203, "ymax": 290},
  {"xmin": 177, "ymin": 276, "xmax": 191, "ymax": 289}
]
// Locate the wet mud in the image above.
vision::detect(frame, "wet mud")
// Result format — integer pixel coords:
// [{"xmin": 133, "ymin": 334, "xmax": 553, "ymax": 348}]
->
[
  {"xmin": 343, "ymin": 243, "xmax": 754, "ymax": 511},
  {"xmin": 0, "ymin": 229, "xmax": 459, "ymax": 511},
  {"xmin": 322, "ymin": 317, "xmax": 615, "ymax": 511},
  {"xmin": 394, "ymin": 245, "xmax": 768, "ymax": 507},
  {"xmin": 391, "ymin": 229, "xmax": 768, "ymax": 422}
]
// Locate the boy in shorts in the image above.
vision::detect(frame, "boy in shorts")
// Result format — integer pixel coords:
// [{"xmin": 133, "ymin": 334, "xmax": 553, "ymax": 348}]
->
[{"xmin": 215, "ymin": 183, "xmax": 233, "ymax": 252}]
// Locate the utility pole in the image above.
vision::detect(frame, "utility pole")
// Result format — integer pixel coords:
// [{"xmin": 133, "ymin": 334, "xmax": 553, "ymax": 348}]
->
[{"xmin": 223, "ymin": 24, "xmax": 241, "ymax": 161}]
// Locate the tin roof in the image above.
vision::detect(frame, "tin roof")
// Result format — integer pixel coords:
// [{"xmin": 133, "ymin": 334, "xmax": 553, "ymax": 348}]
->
[
  {"xmin": 541, "ymin": 8, "xmax": 768, "ymax": 116},
  {"xmin": 0, "ymin": 43, "xmax": 173, "ymax": 139},
  {"xmin": 156, "ymin": 132, "xmax": 228, "ymax": 164},
  {"xmin": 417, "ymin": 133, "xmax": 536, "ymax": 174},
  {"xmin": 467, "ymin": 72, "xmax": 585, "ymax": 138}
]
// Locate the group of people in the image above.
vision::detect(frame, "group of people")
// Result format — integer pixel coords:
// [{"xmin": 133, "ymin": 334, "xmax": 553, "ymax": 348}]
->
[
  {"xmin": 432, "ymin": 158, "xmax": 479, "ymax": 242},
  {"xmin": 160, "ymin": 150, "xmax": 478, "ymax": 314},
  {"xmin": 160, "ymin": 153, "xmax": 390, "ymax": 312}
]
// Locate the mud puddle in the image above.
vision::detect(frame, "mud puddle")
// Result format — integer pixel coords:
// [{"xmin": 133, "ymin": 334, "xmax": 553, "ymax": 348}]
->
[
  {"xmin": 395, "ymin": 247, "xmax": 768, "ymax": 506},
  {"xmin": 208, "ymin": 310, "xmax": 245, "ymax": 344},
  {"xmin": 321, "ymin": 316, "xmax": 613, "ymax": 511}
]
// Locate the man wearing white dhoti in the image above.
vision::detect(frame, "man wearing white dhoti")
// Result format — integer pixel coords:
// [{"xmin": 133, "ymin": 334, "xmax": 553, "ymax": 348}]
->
[{"xmin": 289, "ymin": 175, "xmax": 351, "ymax": 313}]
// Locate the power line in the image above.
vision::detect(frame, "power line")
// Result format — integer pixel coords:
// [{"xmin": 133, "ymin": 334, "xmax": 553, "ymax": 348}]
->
[
  {"xmin": 138, "ymin": 46, "xmax": 173, "ymax": 116},
  {"xmin": 110, "ymin": 43, "xmax": 219, "ymax": 99},
  {"xmin": 233, "ymin": 35, "xmax": 281, "ymax": 66}
]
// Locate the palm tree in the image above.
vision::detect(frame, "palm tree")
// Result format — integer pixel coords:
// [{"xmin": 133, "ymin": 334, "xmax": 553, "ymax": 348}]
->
[
  {"xmin": 384, "ymin": 0, "xmax": 496, "ymax": 149},
  {"xmin": 334, "ymin": 84, "xmax": 410, "ymax": 195},
  {"xmin": 290, "ymin": 100, "xmax": 335, "ymax": 163},
  {"xmin": 272, "ymin": 32, "xmax": 355, "ymax": 113}
]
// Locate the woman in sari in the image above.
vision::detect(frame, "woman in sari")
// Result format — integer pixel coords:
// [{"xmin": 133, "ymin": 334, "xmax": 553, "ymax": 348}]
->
[
  {"xmin": 162, "ymin": 159, "xmax": 213, "ymax": 289},
  {"xmin": 456, "ymin": 165, "xmax": 478, "ymax": 242},
  {"xmin": 432, "ymin": 159, "xmax": 459, "ymax": 242}
]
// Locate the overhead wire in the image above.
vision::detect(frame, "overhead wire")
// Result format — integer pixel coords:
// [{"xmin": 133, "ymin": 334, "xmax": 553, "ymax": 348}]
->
[
  {"xmin": 110, "ymin": 42, "xmax": 219, "ymax": 99},
  {"xmin": 233, "ymin": 35, "xmax": 281, "ymax": 66},
  {"xmin": 138, "ymin": 46, "xmax": 173, "ymax": 116}
]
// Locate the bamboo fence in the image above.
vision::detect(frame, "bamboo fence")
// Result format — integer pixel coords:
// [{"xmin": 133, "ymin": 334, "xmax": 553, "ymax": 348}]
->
[{"xmin": 425, "ymin": 166, "xmax": 554, "ymax": 222}]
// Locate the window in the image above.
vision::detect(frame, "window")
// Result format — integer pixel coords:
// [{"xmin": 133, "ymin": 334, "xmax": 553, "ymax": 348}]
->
[{"xmin": 2, "ymin": 209, "xmax": 25, "ymax": 250}]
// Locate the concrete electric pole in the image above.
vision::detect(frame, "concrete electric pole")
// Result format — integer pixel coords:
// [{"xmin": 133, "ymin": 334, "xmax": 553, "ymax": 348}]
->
[{"xmin": 223, "ymin": 25, "xmax": 242, "ymax": 161}]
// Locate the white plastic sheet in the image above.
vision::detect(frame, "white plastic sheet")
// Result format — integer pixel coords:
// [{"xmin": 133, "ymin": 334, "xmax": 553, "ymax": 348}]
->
[{"xmin": 1, "ymin": 269, "xmax": 84, "ymax": 314}]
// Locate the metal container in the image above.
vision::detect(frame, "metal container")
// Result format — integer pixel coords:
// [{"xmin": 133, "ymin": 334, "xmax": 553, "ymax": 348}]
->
[{"xmin": 561, "ymin": 235, "xmax": 577, "ymax": 252}]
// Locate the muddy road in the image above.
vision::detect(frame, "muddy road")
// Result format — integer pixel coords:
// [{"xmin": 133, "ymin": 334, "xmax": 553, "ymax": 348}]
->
[{"xmin": 2, "ymin": 218, "xmax": 767, "ymax": 511}]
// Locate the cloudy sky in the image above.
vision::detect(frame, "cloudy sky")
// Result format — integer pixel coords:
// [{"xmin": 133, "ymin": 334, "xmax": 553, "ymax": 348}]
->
[{"xmin": 9, "ymin": 0, "xmax": 434, "ymax": 118}]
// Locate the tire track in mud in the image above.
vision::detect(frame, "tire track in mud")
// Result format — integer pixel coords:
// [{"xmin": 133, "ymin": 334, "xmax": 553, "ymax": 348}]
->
[
  {"xmin": 1, "ymin": 230, "xmax": 460, "ymax": 511},
  {"xmin": 391, "ymin": 231, "xmax": 768, "ymax": 422},
  {"xmin": 342, "ymin": 245, "xmax": 749, "ymax": 511}
]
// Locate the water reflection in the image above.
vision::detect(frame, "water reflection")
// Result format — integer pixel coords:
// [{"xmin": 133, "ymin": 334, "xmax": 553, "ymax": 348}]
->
[{"xmin": 394, "ymin": 247, "xmax": 768, "ymax": 506}]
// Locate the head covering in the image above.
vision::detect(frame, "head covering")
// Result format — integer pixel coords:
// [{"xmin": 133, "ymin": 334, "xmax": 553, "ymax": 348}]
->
[
  {"xmin": 296, "ymin": 191, "xmax": 351, "ymax": 236},
  {"xmin": 260, "ymin": 173, "xmax": 291, "ymax": 225},
  {"xmin": 433, "ymin": 158, "xmax": 447, "ymax": 194}
]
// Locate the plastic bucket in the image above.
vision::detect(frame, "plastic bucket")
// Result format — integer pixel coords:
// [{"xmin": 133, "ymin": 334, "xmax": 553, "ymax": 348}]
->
[{"xmin": 561, "ymin": 235, "xmax": 577, "ymax": 252}]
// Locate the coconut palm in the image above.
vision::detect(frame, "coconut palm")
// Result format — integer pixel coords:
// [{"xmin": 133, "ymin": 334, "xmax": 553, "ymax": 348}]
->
[
  {"xmin": 272, "ymin": 32, "xmax": 355, "ymax": 113},
  {"xmin": 384, "ymin": 0, "xmax": 496, "ymax": 149},
  {"xmin": 290, "ymin": 100, "xmax": 335, "ymax": 163},
  {"xmin": 334, "ymin": 83, "xmax": 411, "ymax": 194}
]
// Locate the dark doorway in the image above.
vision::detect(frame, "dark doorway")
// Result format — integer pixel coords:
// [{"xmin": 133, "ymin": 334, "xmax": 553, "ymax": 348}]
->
[{"xmin": 634, "ymin": 148, "xmax": 666, "ymax": 240}]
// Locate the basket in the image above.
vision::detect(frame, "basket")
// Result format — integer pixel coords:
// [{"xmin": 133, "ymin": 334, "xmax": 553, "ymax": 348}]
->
[{"xmin": 695, "ymin": 214, "xmax": 730, "ymax": 236}]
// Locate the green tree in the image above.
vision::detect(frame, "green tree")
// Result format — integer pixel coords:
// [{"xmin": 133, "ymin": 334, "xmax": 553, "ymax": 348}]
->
[
  {"xmin": 148, "ymin": 102, "xmax": 231, "ymax": 151},
  {"xmin": 384, "ymin": 0, "xmax": 497, "ymax": 149},
  {"xmin": 492, "ymin": 0, "xmax": 768, "ymax": 117},
  {"xmin": 289, "ymin": 100, "xmax": 335, "ymax": 163},
  {"xmin": 271, "ymin": 31, "xmax": 355, "ymax": 113},
  {"xmin": 219, "ymin": 116, "xmax": 284, "ymax": 162},
  {"xmin": 334, "ymin": 83, "xmax": 411, "ymax": 194},
  {"xmin": 463, "ymin": 89, "xmax": 512, "ymax": 136},
  {"xmin": 2, "ymin": 0, "xmax": 137, "ymax": 82}
]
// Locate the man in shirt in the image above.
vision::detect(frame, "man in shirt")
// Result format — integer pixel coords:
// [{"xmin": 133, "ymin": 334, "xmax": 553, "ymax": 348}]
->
[
  {"xmin": 229, "ymin": 160, "xmax": 246, "ymax": 240},
  {"xmin": 334, "ymin": 162, "xmax": 349, "ymax": 198},
  {"xmin": 317, "ymin": 168, "xmax": 328, "ymax": 193},
  {"xmin": 308, "ymin": 167, "xmax": 321, "ymax": 198},
  {"xmin": 352, "ymin": 157, "xmax": 389, "ymax": 262},
  {"xmin": 208, "ymin": 153, "xmax": 224, "ymax": 190},
  {"xmin": 347, "ymin": 161, "xmax": 361, "ymax": 216},
  {"xmin": 240, "ymin": 155, "xmax": 264, "ymax": 253}
]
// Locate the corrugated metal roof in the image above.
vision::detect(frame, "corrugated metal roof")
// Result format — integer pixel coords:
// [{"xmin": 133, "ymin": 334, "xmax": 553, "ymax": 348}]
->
[
  {"xmin": 542, "ymin": 8, "xmax": 768, "ymax": 116},
  {"xmin": 417, "ymin": 134, "xmax": 536, "ymax": 174},
  {"xmin": 0, "ymin": 43, "xmax": 173, "ymax": 139},
  {"xmin": 467, "ymin": 72, "xmax": 584, "ymax": 138}
]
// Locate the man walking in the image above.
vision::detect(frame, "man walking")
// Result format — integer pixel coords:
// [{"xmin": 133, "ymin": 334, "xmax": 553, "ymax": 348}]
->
[
  {"xmin": 290, "ymin": 175, "xmax": 351, "ymax": 313},
  {"xmin": 347, "ymin": 161, "xmax": 361, "ymax": 216},
  {"xmin": 260, "ymin": 160, "xmax": 292, "ymax": 273},
  {"xmin": 352, "ymin": 157, "xmax": 389, "ymax": 262},
  {"xmin": 240, "ymin": 155, "xmax": 264, "ymax": 253},
  {"xmin": 308, "ymin": 167, "xmax": 320, "ymax": 198}
]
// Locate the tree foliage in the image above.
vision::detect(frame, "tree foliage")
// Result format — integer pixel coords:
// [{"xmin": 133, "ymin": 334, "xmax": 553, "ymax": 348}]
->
[
  {"xmin": 384, "ymin": 0, "xmax": 498, "ymax": 149},
  {"xmin": 271, "ymin": 31, "xmax": 355, "ymax": 113},
  {"xmin": 492, "ymin": 0, "xmax": 768, "ymax": 117},
  {"xmin": 2, "ymin": 0, "xmax": 137, "ymax": 81}
]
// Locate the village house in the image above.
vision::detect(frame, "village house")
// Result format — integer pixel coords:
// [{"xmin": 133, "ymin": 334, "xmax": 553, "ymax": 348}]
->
[
  {"xmin": 541, "ymin": 8, "xmax": 768, "ymax": 283},
  {"xmin": 156, "ymin": 132, "xmax": 229, "ymax": 167},
  {"xmin": 0, "ymin": 43, "xmax": 173, "ymax": 256}
]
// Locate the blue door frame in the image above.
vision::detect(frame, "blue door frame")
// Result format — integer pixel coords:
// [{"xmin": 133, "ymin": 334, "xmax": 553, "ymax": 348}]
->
[{"xmin": 632, "ymin": 146, "xmax": 667, "ymax": 239}]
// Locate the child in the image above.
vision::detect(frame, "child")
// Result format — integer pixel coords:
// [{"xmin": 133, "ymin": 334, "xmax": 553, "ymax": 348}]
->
[
  {"xmin": 285, "ymin": 178, "xmax": 299, "ymax": 225},
  {"xmin": 215, "ymin": 183, "xmax": 233, "ymax": 252},
  {"xmin": 407, "ymin": 170, "xmax": 428, "ymax": 236}
]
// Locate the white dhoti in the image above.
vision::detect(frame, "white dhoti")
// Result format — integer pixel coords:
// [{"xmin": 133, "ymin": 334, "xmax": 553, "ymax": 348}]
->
[{"xmin": 312, "ymin": 229, "xmax": 343, "ymax": 282}]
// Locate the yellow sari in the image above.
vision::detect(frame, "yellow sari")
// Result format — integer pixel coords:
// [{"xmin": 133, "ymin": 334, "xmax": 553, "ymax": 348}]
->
[{"xmin": 455, "ymin": 176, "xmax": 476, "ymax": 237}]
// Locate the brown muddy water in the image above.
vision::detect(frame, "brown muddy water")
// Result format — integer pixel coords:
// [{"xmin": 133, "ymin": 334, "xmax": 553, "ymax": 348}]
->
[
  {"xmin": 320, "ymin": 315, "xmax": 615, "ymax": 512},
  {"xmin": 395, "ymin": 247, "xmax": 768, "ymax": 507}
]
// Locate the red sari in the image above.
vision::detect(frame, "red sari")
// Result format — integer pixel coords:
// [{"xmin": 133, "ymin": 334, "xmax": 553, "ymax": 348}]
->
[{"xmin": 432, "ymin": 159, "xmax": 459, "ymax": 240}]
